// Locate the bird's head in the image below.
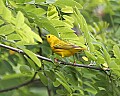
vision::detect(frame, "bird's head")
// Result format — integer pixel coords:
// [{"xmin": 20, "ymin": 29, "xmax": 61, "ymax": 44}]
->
[{"xmin": 46, "ymin": 34, "xmax": 59, "ymax": 44}]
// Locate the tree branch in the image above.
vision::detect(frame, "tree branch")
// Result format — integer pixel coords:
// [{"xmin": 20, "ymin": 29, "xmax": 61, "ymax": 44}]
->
[
  {"xmin": 0, "ymin": 43, "xmax": 110, "ymax": 71},
  {"xmin": 0, "ymin": 78, "xmax": 39, "ymax": 93}
]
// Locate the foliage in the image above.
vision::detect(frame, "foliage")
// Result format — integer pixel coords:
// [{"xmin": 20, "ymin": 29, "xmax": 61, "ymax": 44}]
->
[{"xmin": 0, "ymin": 0, "xmax": 120, "ymax": 96}]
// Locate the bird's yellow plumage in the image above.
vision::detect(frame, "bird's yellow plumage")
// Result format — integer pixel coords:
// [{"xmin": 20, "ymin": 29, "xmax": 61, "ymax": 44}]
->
[{"xmin": 46, "ymin": 34, "xmax": 86, "ymax": 57}]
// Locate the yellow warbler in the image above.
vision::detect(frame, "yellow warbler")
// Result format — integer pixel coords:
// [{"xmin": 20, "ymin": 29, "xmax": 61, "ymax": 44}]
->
[{"xmin": 46, "ymin": 34, "xmax": 86, "ymax": 57}]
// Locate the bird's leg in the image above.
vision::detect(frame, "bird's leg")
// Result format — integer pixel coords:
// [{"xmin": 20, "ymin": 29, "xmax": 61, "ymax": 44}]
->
[
  {"xmin": 73, "ymin": 55, "xmax": 76, "ymax": 65},
  {"xmin": 51, "ymin": 52, "xmax": 59, "ymax": 63},
  {"xmin": 54, "ymin": 58, "xmax": 58, "ymax": 63}
]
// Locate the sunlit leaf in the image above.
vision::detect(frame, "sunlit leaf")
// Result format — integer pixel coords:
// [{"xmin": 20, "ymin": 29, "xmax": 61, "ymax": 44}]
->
[
  {"xmin": 1, "ymin": 7, "xmax": 12, "ymax": 22},
  {"xmin": 0, "ymin": 19, "xmax": 4, "ymax": 25},
  {"xmin": 0, "ymin": 24, "xmax": 14, "ymax": 35},
  {"xmin": 61, "ymin": 6, "xmax": 73, "ymax": 13},
  {"xmin": 23, "ymin": 49, "xmax": 41, "ymax": 67},
  {"xmin": 16, "ymin": 11, "xmax": 24, "ymax": 29},
  {"xmin": 55, "ymin": 0, "xmax": 82, "ymax": 9},
  {"xmin": 103, "ymin": 48, "xmax": 111, "ymax": 65},
  {"xmin": 113, "ymin": 45, "xmax": 120, "ymax": 59},
  {"xmin": 82, "ymin": 56, "xmax": 88, "ymax": 61},
  {"xmin": 35, "ymin": 0, "xmax": 46, "ymax": 3},
  {"xmin": 85, "ymin": 51, "xmax": 96, "ymax": 61},
  {"xmin": 53, "ymin": 79, "xmax": 61, "ymax": 87}
]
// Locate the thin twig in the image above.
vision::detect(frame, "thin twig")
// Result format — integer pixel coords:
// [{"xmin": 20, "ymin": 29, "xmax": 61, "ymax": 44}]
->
[
  {"xmin": 47, "ymin": 86, "xmax": 51, "ymax": 96},
  {"xmin": 0, "ymin": 43, "xmax": 110, "ymax": 71},
  {"xmin": 0, "ymin": 79, "xmax": 39, "ymax": 93}
]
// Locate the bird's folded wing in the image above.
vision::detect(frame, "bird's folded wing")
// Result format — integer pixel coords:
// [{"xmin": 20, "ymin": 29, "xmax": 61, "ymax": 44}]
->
[{"xmin": 54, "ymin": 43, "xmax": 82, "ymax": 50}]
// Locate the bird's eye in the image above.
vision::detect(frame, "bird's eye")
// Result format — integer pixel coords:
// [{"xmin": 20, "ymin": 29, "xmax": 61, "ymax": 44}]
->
[{"xmin": 48, "ymin": 36, "xmax": 50, "ymax": 38}]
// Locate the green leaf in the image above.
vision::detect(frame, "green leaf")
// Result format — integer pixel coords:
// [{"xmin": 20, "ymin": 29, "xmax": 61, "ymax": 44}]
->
[
  {"xmin": 97, "ymin": 56, "xmax": 105, "ymax": 64},
  {"xmin": 1, "ymin": 7, "xmax": 12, "ymax": 23},
  {"xmin": 109, "ymin": 60, "xmax": 120, "ymax": 76},
  {"xmin": 53, "ymin": 79, "xmax": 61, "ymax": 87},
  {"xmin": 16, "ymin": 11, "xmax": 24, "ymax": 29},
  {"xmin": 31, "ymin": 31, "xmax": 43, "ymax": 43},
  {"xmin": 89, "ymin": 42, "xmax": 95, "ymax": 52},
  {"xmin": 0, "ymin": 24, "xmax": 15, "ymax": 35},
  {"xmin": 0, "ymin": 0, "xmax": 5, "ymax": 7},
  {"xmin": 56, "ymin": 89, "xmax": 68, "ymax": 95},
  {"xmin": 3, "ymin": 73, "xmax": 31, "ymax": 80},
  {"xmin": 55, "ymin": 72, "xmax": 67, "ymax": 83},
  {"xmin": 9, "ymin": 1, "xmax": 18, "ymax": 8},
  {"xmin": 50, "ymin": 20, "xmax": 66, "ymax": 27},
  {"xmin": 84, "ymin": 81, "xmax": 97, "ymax": 94},
  {"xmin": 85, "ymin": 51, "xmax": 96, "ymax": 61},
  {"xmin": 24, "ymin": 55, "xmax": 36, "ymax": 70},
  {"xmin": 85, "ymin": 87, "xmax": 97, "ymax": 94},
  {"xmin": 55, "ymin": 71, "xmax": 72, "ymax": 93},
  {"xmin": 60, "ymin": 32, "xmax": 78, "ymax": 40},
  {"xmin": 31, "ymin": 8, "xmax": 46, "ymax": 16},
  {"xmin": 63, "ymin": 15, "xmax": 74, "ymax": 23},
  {"xmin": 7, "ymin": 34, "xmax": 20, "ymax": 40},
  {"xmin": 61, "ymin": 6, "xmax": 73, "ymax": 13},
  {"xmin": 44, "ymin": 70, "xmax": 55, "ymax": 81},
  {"xmin": 15, "ymin": 22, "xmax": 42, "ymax": 44},
  {"xmin": 79, "ymin": 36, "xmax": 85, "ymax": 44},
  {"xmin": 35, "ymin": 0, "xmax": 46, "ymax": 3},
  {"xmin": 38, "ymin": 72, "xmax": 48, "ymax": 86},
  {"xmin": 113, "ymin": 45, "xmax": 120, "ymax": 59},
  {"xmin": 20, "ymin": 65, "xmax": 32, "ymax": 74},
  {"xmin": 24, "ymin": 5, "xmax": 46, "ymax": 16},
  {"xmin": 55, "ymin": 0, "xmax": 83, "ymax": 9},
  {"xmin": 15, "ymin": 0, "xmax": 25, "ymax": 3},
  {"xmin": 56, "ymin": 27, "xmax": 74, "ymax": 33},
  {"xmin": 47, "ymin": 5, "xmax": 59, "ymax": 20},
  {"xmin": 16, "ymin": 29, "xmax": 33, "ymax": 44},
  {"xmin": 23, "ymin": 49, "xmax": 41, "ymax": 67},
  {"xmin": 0, "ymin": 19, "xmax": 4, "ymax": 25},
  {"xmin": 63, "ymin": 20, "xmax": 74, "ymax": 28},
  {"xmin": 74, "ymin": 6, "xmax": 88, "ymax": 32},
  {"xmin": 25, "ymin": 0, "xmax": 32, "ymax": 3},
  {"xmin": 36, "ymin": 17, "xmax": 58, "ymax": 37},
  {"xmin": 94, "ymin": 50, "xmax": 103, "ymax": 56},
  {"xmin": 93, "ymin": 22, "xmax": 100, "ymax": 32},
  {"xmin": 56, "ymin": 78, "xmax": 72, "ymax": 93},
  {"xmin": 74, "ymin": 6, "xmax": 94, "ymax": 52},
  {"xmin": 103, "ymin": 48, "xmax": 111, "ymax": 65},
  {"xmin": 63, "ymin": 15, "xmax": 74, "ymax": 28}
]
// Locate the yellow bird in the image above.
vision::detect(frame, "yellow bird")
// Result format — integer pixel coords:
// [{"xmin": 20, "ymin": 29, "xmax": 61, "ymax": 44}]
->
[{"xmin": 46, "ymin": 34, "xmax": 86, "ymax": 57}]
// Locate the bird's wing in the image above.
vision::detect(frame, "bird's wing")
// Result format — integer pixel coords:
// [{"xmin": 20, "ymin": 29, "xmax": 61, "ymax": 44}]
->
[{"xmin": 54, "ymin": 43, "xmax": 82, "ymax": 50}]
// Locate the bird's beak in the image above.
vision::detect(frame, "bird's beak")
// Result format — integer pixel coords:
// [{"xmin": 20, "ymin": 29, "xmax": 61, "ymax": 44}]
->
[{"xmin": 41, "ymin": 34, "xmax": 47, "ymax": 40}]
